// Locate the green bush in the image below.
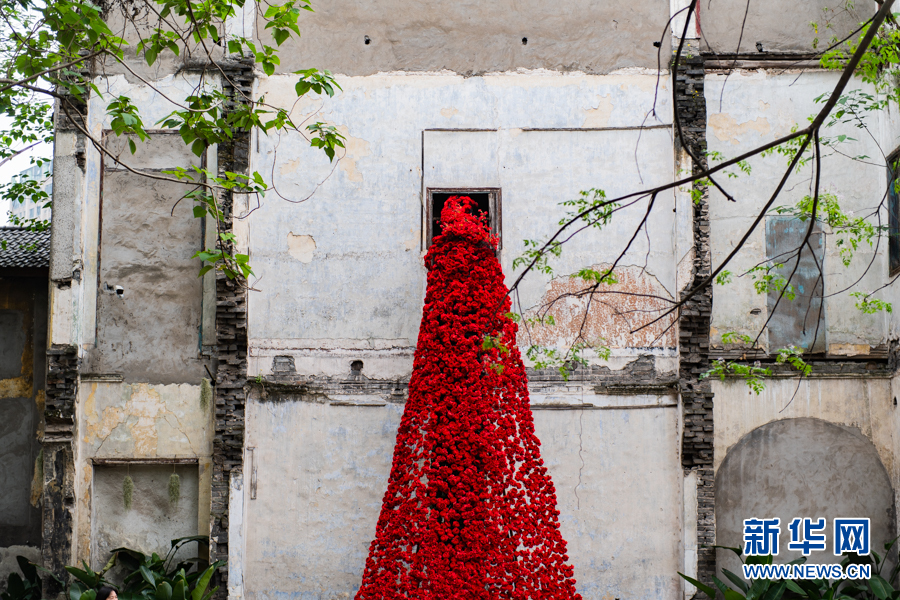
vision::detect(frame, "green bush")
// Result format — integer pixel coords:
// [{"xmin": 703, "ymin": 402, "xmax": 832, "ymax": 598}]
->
[
  {"xmin": 679, "ymin": 538, "xmax": 900, "ymax": 600},
  {"xmin": 9, "ymin": 536, "xmax": 224, "ymax": 600}
]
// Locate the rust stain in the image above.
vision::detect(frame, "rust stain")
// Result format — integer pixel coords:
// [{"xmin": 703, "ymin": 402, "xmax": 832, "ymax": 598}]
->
[
  {"xmin": 0, "ymin": 376, "xmax": 31, "ymax": 398},
  {"xmin": 336, "ymin": 125, "xmax": 371, "ymax": 183},
  {"xmin": 708, "ymin": 113, "xmax": 771, "ymax": 145},
  {"xmin": 35, "ymin": 390, "xmax": 45, "ymax": 439},
  {"xmin": 83, "ymin": 383, "xmax": 164, "ymax": 457},
  {"xmin": 518, "ymin": 265, "xmax": 676, "ymax": 351}
]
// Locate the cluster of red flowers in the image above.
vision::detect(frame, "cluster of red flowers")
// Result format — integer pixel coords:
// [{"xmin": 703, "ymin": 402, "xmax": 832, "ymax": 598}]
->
[{"xmin": 356, "ymin": 197, "xmax": 581, "ymax": 599}]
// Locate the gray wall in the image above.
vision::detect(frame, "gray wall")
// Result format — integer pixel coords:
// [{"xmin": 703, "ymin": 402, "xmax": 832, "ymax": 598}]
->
[
  {"xmin": 716, "ymin": 418, "xmax": 895, "ymax": 578},
  {"xmin": 257, "ymin": 0, "xmax": 671, "ymax": 75},
  {"xmin": 91, "ymin": 464, "xmax": 200, "ymax": 568},
  {"xmin": 700, "ymin": 0, "xmax": 872, "ymax": 54},
  {"xmin": 0, "ymin": 273, "xmax": 48, "ymax": 583},
  {"xmin": 87, "ymin": 135, "xmax": 206, "ymax": 384}
]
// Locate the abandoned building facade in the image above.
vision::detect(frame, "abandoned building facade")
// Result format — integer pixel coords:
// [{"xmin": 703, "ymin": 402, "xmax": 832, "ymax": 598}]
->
[{"xmin": 3, "ymin": 0, "xmax": 900, "ymax": 599}]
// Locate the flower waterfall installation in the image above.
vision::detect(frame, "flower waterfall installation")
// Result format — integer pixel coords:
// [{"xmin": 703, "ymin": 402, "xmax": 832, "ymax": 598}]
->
[{"xmin": 356, "ymin": 197, "xmax": 581, "ymax": 599}]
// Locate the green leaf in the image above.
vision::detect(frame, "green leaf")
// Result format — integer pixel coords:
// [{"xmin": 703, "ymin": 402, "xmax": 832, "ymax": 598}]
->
[
  {"xmin": 140, "ymin": 565, "xmax": 156, "ymax": 587},
  {"xmin": 722, "ymin": 569, "xmax": 749, "ymax": 593},
  {"xmin": 761, "ymin": 581, "xmax": 788, "ymax": 600},
  {"xmin": 64, "ymin": 565, "xmax": 99, "ymax": 587},
  {"xmin": 128, "ymin": 138, "xmax": 137, "ymax": 154},
  {"xmin": 171, "ymin": 579, "xmax": 186, "ymax": 600},
  {"xmin": 145, "ymin": 47, "xmax": 158, "ymax": 66},
  {"xmin": 156, "ymin": 582, "xmax": 172, "ymax": 600},
  {"xmin": 191, "ymin": 139, "xmax": 206, "ymax": 157},
  {"xmin": 678, "ymin": 572, "xmax": 717, "ymax": 599},
  {"xmin": 273, "ymin": 29, "xmax": 289, "ymax": 46},
  {"xmin": 190, "ymin": 565, "xmax": 217, "ymax": 600},
  {"xmin": 871, "ymin": 575, "xmax": 894, "ymax": 600}
]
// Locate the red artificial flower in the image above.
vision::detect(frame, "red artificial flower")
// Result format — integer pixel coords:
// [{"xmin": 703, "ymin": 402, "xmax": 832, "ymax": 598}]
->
[{"xmin": 356, "ymin": 196, "xmax": 581, "ymax": 600}]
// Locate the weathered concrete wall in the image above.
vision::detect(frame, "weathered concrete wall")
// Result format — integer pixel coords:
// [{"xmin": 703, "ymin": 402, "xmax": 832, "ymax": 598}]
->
[
  {"xmin": 234, "ymin": 67, "xmax": 686, "ymax": 599},
  {"xmin": 85, "ymin": 134, "xmax": 206, "ymax": 384},
  {"xmin": 240, "ymin": 394, "xmax": 682, "ymax": 600},
  {"xmin": 247, "ymin": 72, "xmax": 676, "ymax": 380},
  {"xmin": 74, "ymin": 381, "xmax": 213, "ymax": 568},
  {"xmin": 716, "ymin": 417, "xmax": 895, "ymax": 579},
  {"xmin": 713, "ymin": 377, "xmax": 900, "ymax": 578},
  {"xmin": 91, "ymin": 464, "xmax": 200, "ymax": 568},
  {"xmin": 253, "ymin": 0, "xmax": 670, "ymax": 76},
  {"xmin": 706, "ymin": 70, "xmax": 889, "ymax": 353},
  {"xmin": 700, "ymin": 0, "xmax": 872, "ymax": 54},
  {"xmin": 0, "ymin": 273, "xmax": 47, "ymax": 586}
]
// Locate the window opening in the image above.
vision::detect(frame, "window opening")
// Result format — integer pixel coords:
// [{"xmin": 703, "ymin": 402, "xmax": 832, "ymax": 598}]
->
[{"xmin": 427, "ymin": 189, "xmax": 500, "ymax": 248}]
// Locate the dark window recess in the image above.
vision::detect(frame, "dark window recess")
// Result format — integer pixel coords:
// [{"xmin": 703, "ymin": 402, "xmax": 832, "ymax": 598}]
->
[
  {"xmin": 888, "ymin": 157, "xmax": 900, "ymax": 276},
  {"xmin": 427, "ymin": 189, "xmax": 500, "ymax": 247}
]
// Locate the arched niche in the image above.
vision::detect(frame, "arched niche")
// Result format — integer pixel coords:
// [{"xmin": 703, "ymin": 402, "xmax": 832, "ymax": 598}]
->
[{"xmin": 716, "ymin": 417, "xmax": 895, "ymax": 580}]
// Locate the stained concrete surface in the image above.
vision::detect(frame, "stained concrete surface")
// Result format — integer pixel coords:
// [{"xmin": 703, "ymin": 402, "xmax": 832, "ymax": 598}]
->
[
  {"xmin": 0, "ymin": 311, "xmax": 25, "ymax": 379},
  {"xmin": 0, "ymin": 275, "xmax": 47, "ymax": 557},
  {"xmin": 87, "ymin": 135, "xmax": 205, "ymax": 384},
  {"xmin": 241, "ymin": 398, "xmax": 681, "ymax": 600},
  {"xmin": 700, "ymin": 0, "xmax": 872, "ymax": 54},
  {"xmin": 0, "ymin": 397, "xmax": 41, "ymax": 547},
  {"xmin": 705, "ymin": 70, "xmax": 888, "ymax": 351},
  {"xmin": 91, "ymin": 464, "xmax": 200, "ymax": 569},
  {"xmin": 256, "ymin": 0, "xmax": 670, "ymax": 76},
  {"xmin": 716, "ymin": 418, "xmax": 895, "ymax": 579}
]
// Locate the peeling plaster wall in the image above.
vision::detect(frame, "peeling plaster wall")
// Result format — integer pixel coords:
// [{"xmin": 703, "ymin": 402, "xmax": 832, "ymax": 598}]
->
[
  {"xmin": 0, "ymin": 273, "xmax": 47, "ymax": 586},
  {"xmin": 85, "ymin": 134, "xmax": 206, "ymax": 384},
  {"xmin": 247, "ymin": 72, "xmax": 677, "ymax": 379},
  {"xmin": 75, "ymin": 381, "xmax": 213, "ymax": 568},
  {"xmin": 234, "ymin": 69, "xmax": 685, "ymax": 599},
  {"xmin": 242, "ymin": 395, "xmax": 682, "ymax": 600},
  {"xmin": 705, "ymin": 70, "xmax": 890, "ymax": 353}
]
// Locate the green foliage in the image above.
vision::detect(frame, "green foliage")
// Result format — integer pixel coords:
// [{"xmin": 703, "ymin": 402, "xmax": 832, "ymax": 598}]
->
[
  {"xmin": 0, "ymin": 0, "xmax": 347, "ymax": 284},
  {"xmin": 851, "ymin": 292, "xmax": 893, "ymax": 314},
  {"xmin": 574, "ymin": 267, "xmax": 618, "ymax": 285},
  {"xmin": 702, "ymin": 344, "xmax": 810, "ymax": 394},
  {"xmin": 679, "ymin": 535, "xmax": 900, "ymax": 600},
  {"xmin": 776, "ymin": 346, "xmax": 812, "ymax": 377},
  {"xmin": 821, "ymin": 14, "xmax": 900, "ymax": 105},
  {"xmin": 513, "ymin": 188, "xmax": 615, "ymax": 276},
  {"xmin": 513, "ymin": 239, "xmax": 562, "ymax": 275},
  {"xmin": 702, "ymin": 358, "xmax": 772, "ymax": 394},
  {"xmin": 761, "ymin": 125, "xmax": 815, "ymax": 168},
  {"xmin": 123, "ymin": 475, "xmax": 134, "ymax": 510},
  {"xmin": 36, "ymin": 536, "xmax": 223, "ymax": 600},
  {"xmin": 707, "ymin": 150, "xmax": 752, "ymax": 179},
  {"xmin": 1, "ymin": 556, "xmax": 41, "ymax": 600},
  {"xmin": 716, "ymin": 270, "xmax": 734, "ymax": 285},
  {"xmin": 168, "ymin": 473, "xmax": 181, "ymax": 506},
  {"xmin": 773, "ymin": 193, "xmax": 885, "ymax": 267},
  {"xmin": 748, "ymin": 264, "xmax": 796, "ymax": 300},
  {"xmin": 199, "ymin": 379, "xmax": 212, "ymax": 411},
  {"xmin": 722, "ymin": 331, "xmax": 755, "ymax": 346},
  {"xmin": 525, "ymin": 342, "xmax": 610, "ymax": 381}
]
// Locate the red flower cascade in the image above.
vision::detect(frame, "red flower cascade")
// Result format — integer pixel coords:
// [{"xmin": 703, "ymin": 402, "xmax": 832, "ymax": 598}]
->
[{"xmin": 356, "ymin": 197, "xmax": 581, "ymax": 599}]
